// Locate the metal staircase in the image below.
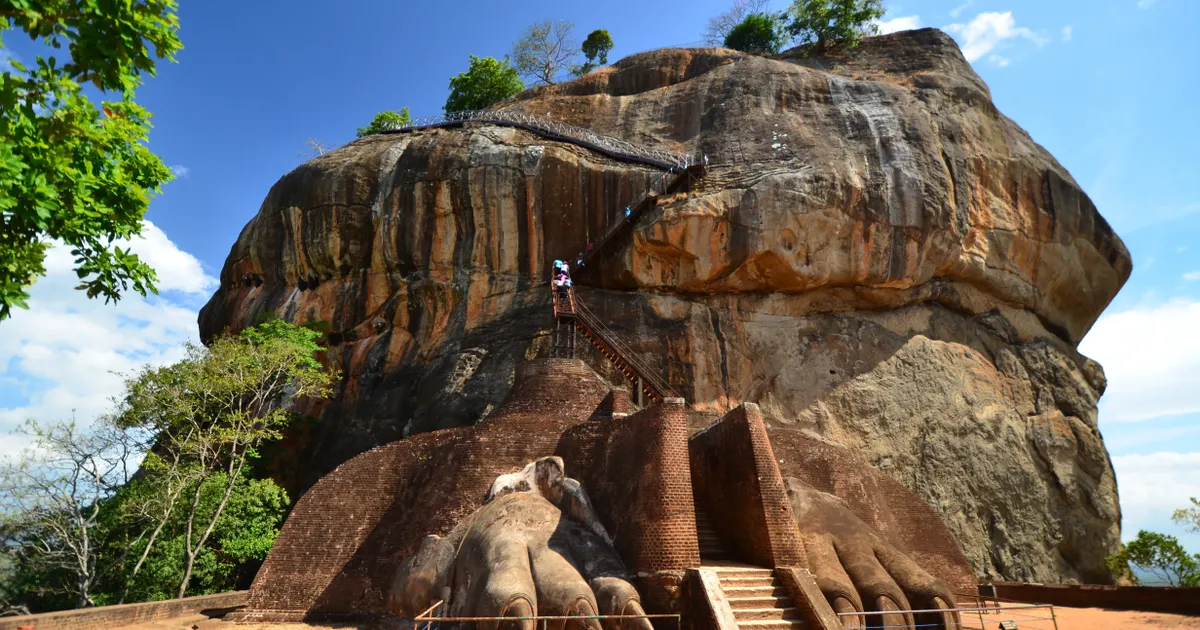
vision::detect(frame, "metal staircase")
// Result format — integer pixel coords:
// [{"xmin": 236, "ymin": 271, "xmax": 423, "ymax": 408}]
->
[{"xmin": 551, "ymin": 285, "xmax": 676, "ymax": 406}]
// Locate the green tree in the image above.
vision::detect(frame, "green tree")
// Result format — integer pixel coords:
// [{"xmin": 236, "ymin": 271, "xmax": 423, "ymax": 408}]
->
[
  {"xmin": 512, "ymin": 20, "xmax": 578, "ymax": 85},
  {"xmin": 724, "ymin": 13, "xmax": 787, "ymax": 54},
  {"xmin": 444, "ymin": 55, "xmax": 524, "ymax": 115},
  {"xmin": 704, "ymin": 0, "xmax": 771, "ymax": 45},
  {"xmin": 785, "ymin": 0, "xmax": 885, "ymax": 53},
  {"xmin": 0, "ymin": 418, "xmax": 145, "ymax": 609},
  {"xmin": 355, "ymin": 107, "xmax": 411, "ymax": 137},
  {"xmin": 0, "ymin": 0, "xmax": 182, "ymax": 321},
  {"xmin": 1174, "ymin": 498, "xmax": 1200, "ymax": 533},
  {"xmin": 117, "ymin": 318, "xmax": 333, "ymax": 598},
  {"xmin": 1106, "ymin": 530, "xmax": 1200, "ymax": 587},
  {"xmin": 574, "ymin": 29, "xmax": 614, "ymax": 76},
  {"xmin": 118, "ymin": 474, "xmax": 289, "ymax": 602}
]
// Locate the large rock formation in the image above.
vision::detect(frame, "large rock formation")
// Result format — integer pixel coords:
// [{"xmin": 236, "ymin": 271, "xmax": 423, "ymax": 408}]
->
[{"xmin": 199, "ymin": 29, "xmax": 1131, "ymax": 584}]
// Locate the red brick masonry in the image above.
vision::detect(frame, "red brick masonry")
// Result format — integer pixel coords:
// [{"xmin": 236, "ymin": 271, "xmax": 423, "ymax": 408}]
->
[
  {"xmin": 557, "ymin": 398, "xmax": 700, "ymax": 573},
  {"xmin": 0, "ymin": 591, "xmax": 246, "ymax": 630},
  {"xmin": 689, "ymin": 403, "xmax": 806, "ymax": 567},
  {"xmin": 987, "ymin": 582, "xmax": 1200, "ymax": 616}
]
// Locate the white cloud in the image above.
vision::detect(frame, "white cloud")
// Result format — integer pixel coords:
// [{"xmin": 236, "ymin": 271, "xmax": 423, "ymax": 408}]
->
[
  {"xmin": 0, "ymin": 223, "xmax": 214, "ymax": 454},
  {"xmin": 876, "ymin": 15, "xmax": 921, "ymax": 35},
  {"xmin": 1062, "ymin": 25, "xmax": 1073, "ymax": 42},
  {"xmin": 1079, "ymin": 299, "xmax": 1200, "ymax": 422},
  {"xmin": 945, "ymin": 11, "xmax": 1049, "ymax": 62},
  {"xmin": 988, "ymin": 54, "xmax": 1011, "ymax": 67},
  {"xmin": 1184, "ymin": 270, "xmax": 1200, "ymax": 281},
  {"xmin": 118, "ymin": 220, "xmax": 217, "ymax": 294},
  {"xmin": 1137, "ymin": 0, "xmax": 1157, "ymax": 8},
  {"xmin": 171, "ymin": 165, "xmax": 190, "ymax": 178},
  {"xmin": 949, "ymin": 0, "xmax": 974, "ymax": 18},
  {"xmin": 1112, "ymin": 451, "xmax": 1200, "ymax": 540}
]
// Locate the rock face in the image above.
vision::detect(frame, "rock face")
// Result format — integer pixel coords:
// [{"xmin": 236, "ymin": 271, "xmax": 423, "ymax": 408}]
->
[{"xmin": 199, "ymin": 29, "xmax": 1131, "ymax": 584}]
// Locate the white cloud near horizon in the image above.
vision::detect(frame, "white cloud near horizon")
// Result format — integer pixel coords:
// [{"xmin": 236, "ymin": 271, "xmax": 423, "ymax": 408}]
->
[
  {"xmin": 1113, "ymin": 451, "xmax": 1200, "ymax": 541},
  {"xmin": 0, "ymin": 221, "xmax": 215, "ymax": 456},
  {"xmin": 949, "ymin": 0, "xmax": 973, "ymax": 18},
  {"xmin": 171, "ymin": 165, "xmax": 190, "ymax": 178},
  {"xmin": 988, "ymin": 54, "xmax": 1010, "ymax": 67},
  {"xmin": 876, "ymin": 15, "xmax": 921, "ymax": 35},
  {"xmin": 1137, "ymin": 0, "xmax": 1157, "ymax": 8},
  {"xmin": 946, "ymin": 11, "xmax": 1048, "ymax": 63},
  {"xmin": 1079, "ymin": 299, "xmax": 1200, "ymax": 423},
  {"xmin": 1062, "ymin": 25, "xmax": 1073, "ymax": 42},
  {"xmin": 1183, "ymin": 270, "xmax": 1200, "ymax": 281}
]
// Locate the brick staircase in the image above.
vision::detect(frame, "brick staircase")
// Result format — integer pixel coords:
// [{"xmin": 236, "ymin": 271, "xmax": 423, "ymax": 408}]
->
[
  {"xmin": 715, "ymin": 566, "xmax": 805, "ymax": 630},
  {"xmin": 695, "ymin": 508, "xmax": 731, "ymax": 562}
]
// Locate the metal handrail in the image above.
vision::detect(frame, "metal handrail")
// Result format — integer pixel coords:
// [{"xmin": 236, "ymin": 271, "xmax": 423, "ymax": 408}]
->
[
  {"xmin": 375, "ymin": 109, "xmax": 694, "ymax": 172},
  {"xmin": 573, "ymin": 297, "xmax": 677, "ymax": 401}
]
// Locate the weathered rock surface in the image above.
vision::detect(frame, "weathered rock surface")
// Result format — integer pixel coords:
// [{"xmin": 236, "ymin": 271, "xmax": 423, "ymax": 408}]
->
[{"xmin": 199, "ymin": 29, "xmax": 1130, "ymax": 584}]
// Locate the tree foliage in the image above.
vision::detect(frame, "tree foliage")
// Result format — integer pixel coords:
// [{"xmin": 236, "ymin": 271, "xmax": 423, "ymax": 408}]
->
[
  {"xmin": 724, "ymin": 13, "xmax": 787, "ymax": 54},
  {"xmin": 1174, "ymin": 498, "xmax": 1200, "ymax": 533},
  {"xmin": 0, "ymin": 0, "xmax": 182, "ymax": 321},
  {"xmin": 1106, "ymin": 530, "xmax": 1200, "ymax": 587},
  {"xmin": 0, "ymin": 419, "xmax": 145, "ymax": 608},
  {"xmin": 444, "ymin": 55, "xmax": 524, "ymax": 115},
  {"xmin": 0, "ymin": 319, "xmax": 332, "ymax": 611},
  {"xmin": 512, "ymin": 20, "xmax": 578, "ymax": 85},
  {"xmin": 785, "ymin": 0, "xmax": 885, "ymax": 52},
  {"xmin": 573, "ymin": 29, "xmax": 613, "ymax": 76},
  {"xmin": 704, "ymin": 0, "xmax": 771, "ymax": 45},
  {"xmin": 355, "ymin": 107, "xmax": 410, "ymax": 137}
]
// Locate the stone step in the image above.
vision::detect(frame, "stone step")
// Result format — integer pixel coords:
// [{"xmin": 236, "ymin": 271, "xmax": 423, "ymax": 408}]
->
[
  {"xmin": 726, "ymin": 596, "xmax": 793, "ymax": 610},
  {"xmin": 720, "ymin": 575, "xmax": 776, "ymax": 588},
  {"xmin": 721, "ymin": 585, "xmax": 789, "ymax": 598},
  {"xmin": 711, "ymin": 566, "xmax": 773, "ymax": 575},
  {"xmin": 736, "ymin": 620, "xmax": 806, "ymax": 630},
  {"xmin": 733, "ymin": 608, "xmax": 803, "ymax": 622}
]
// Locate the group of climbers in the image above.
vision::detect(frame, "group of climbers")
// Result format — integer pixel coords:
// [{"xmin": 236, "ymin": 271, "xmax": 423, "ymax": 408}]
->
[{"xmin": 553, "ymin": 260, "xmax": 574, "ymax": 309}]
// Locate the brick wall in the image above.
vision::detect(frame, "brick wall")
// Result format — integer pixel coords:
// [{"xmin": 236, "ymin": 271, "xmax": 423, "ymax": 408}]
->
[
  {"xmin": 242, "ymin": 359, "xmax": 613, "ymax": 620},
  {"xmin": 766, "ymin": 426, "xmax": 976, "ymax": 595},
  {"xmin": 689, "ymin": 403, "xmax": 806, "ymax": 567},
  {"xmin": 556, "ymin": 399, "xmax": 700, "ymax": 574},
  {"xmin": 987, "ymin": 582, "xmax": 1200, "ymax": 615},
  {"xmin": 0, "ymin": 591, "xmax": 246, "ymax": 630}
]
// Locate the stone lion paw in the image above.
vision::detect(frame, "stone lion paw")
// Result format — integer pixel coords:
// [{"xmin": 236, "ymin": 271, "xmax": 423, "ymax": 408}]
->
[
  {"xmin": 390, "ymin": 457, "xmax": 652, "ymax": 630},
  {"xmin": 785, "ymin": 478, "xmax": 961, "ymax": 630}
]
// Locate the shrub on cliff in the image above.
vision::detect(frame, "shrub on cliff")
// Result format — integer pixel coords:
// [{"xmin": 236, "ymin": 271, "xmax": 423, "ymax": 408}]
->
[
  {"xmin": 724, "ymin": 13, "xmax": 788, "ymax": 54},
  {"xmin": 356, "ymin": 107, "xmax": 411, "ymax": 137},
  {"xmin": 785, "ymin": 0, "xmax": 885, "ymax": 52},
  {"xmin": 444, "ymin": 55, "xmax": 524, "ymax": 115},
  {"xmin": 0, "ymin": 0, "xmax": 182, "ymax": 322}
]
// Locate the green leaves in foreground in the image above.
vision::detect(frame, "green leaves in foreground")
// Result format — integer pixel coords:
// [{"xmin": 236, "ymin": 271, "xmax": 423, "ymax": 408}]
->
[
  {"xmin": 0, "ymin": 1, "xmax": 182, "ymax": 321},
  {"xmin": 444, "ymin": 54, "xmax": 524, "ymax": 115}
]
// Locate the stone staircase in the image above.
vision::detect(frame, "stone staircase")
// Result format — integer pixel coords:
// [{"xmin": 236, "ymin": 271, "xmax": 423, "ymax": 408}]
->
[{"xmin": 715, "ymin": 566, "xmax": 805, "ymax": 630}]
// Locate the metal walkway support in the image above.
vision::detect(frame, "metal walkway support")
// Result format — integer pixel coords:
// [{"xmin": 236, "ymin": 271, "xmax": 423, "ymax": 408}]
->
[{"xmin": 550, "ymin": 284, "xmax": 677, "ymax": 406}]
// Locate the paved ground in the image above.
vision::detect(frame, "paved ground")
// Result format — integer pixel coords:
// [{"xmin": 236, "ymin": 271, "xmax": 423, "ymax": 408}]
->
[{"xmin": 117, "ymin": 607, "xmax": 1200, "ymax": 630}]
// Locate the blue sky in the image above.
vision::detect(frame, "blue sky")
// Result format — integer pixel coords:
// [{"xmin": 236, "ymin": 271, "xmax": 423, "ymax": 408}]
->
[{"xmin": 2, "ymin": 0, "xmax": 1199, "ymax": 560}]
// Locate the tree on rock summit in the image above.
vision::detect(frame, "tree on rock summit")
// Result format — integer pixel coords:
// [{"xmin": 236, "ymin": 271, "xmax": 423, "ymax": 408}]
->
[
  {"xmin": 0, "ymin": 0, "xmax": 182, "ymax": 322},
  {"xmin": 574, "ymin": 29, "xmax": 613, "ymax": 77},
  {"xmin": 444, "ymin": 55, "xmax": 524, "ymax": 115},
  {"xmin": 512, "ymin": 20, "xmax": 578, "ymax": 85},
  {"xmin": 786, "ymin": 0, "xmax": 885, "ymax": 52},
  {"xmin": 724, "ymin": 13, "xmax": 788, "ymax": 54},
  {"xmin": 356, "ymin": 107, "xmax": 411, "ymax": 137}
]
